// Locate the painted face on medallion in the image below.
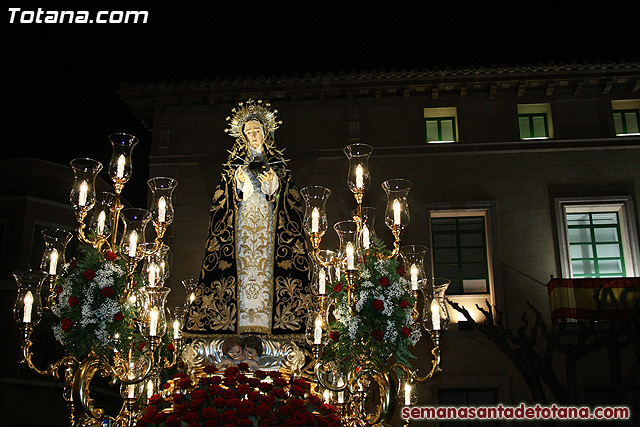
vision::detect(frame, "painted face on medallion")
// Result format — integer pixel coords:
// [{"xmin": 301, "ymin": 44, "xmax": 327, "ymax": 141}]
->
[{"xmin": 243, "ymin": 120, "xmax": 264, "ymax": 150}]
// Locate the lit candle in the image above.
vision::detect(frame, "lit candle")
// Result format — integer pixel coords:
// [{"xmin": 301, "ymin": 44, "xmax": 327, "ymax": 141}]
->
[
  {"xmin": 431, "ymin": 299, "xmax": 441, "ymax": 330},
  {"xmin": 362, "ymin": 225, "xmax": 370, "ymax": 249},
  {"xmin": 97, "ymin": 211, "xmax": 106, "ymax": 235},
  {"xmin": 49, "ymin": 249, "xmax": 58, "ymax": 275},
  {"xmin": 78, "ymin": 181, "xmax": 88, "ymax": 206},
  {"xmin": 148, "ymin": 263, "xmax": 156, "ymax": 287},
  {"xmin": 311, "ymin": 207, "xmax": 319, "ymax": 233},
  {"xmin": 116, "ymin": 154, "xmax": 125, "ymax": 179},
  {"xmin": 323, "ymin": 389, "xmax": 331, "ymax": 403},
  {"xmin": 393, "ymin": 199, "xmax": 401, "ymax": 225},
  {"xmin": 173, "ymin": 319, "xmax": 181, "ymax": 339},
  {"xmin": 355, "ymin": 164, "xmax": 364, "ymax": 189},
  {"xmin": 314, "ymin": 315, "xmax": 322, "ymax": 345},
  {"xmin": 127, "ymin": 384, "xmax": 135, "ymax": 399},
  {"xmin": 404, "ymin": 383, "xmax": 412, "ymax": 406},
  {"xmin": 158, "ymin": 197, "xmax": 166, "ymax": 223},
  {"xmin": 149, "ymin": 308, "xmax": 158, "ymax": 337},
  {"xmin": 23, "ymin": 291, "xmax": 33, "ymax": 323},
  {"xmin": 410, "ymin": 265, "xmax": 418, "ymax": 291},
  {"xmin": 147, "ymin": 379, "xmax": 154, "ymax": 400},
  {"xmin": 189, "ymin": 292, "xmax": 195, "ymax": 304},
  {"xmin": 128, "ymin": 231, "xmax": 137, "ymax": 258},
  {"xmin": 346, "ymin": 243, "xmax": 354, "ymax": 270},
  {"xmin": 318, "ymin": 269, "xmax": 326, "ymax": 295},
  {"xmin": 337, "ymin": 391, "xmax": 345, "ymax": 404}
]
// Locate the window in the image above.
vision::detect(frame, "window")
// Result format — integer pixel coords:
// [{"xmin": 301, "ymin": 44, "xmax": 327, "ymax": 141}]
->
[
  {"xmin": 612, "ymin": 99, "xmax": 640, "ymax": 136},
  {"xmin": 424, "ymin": 107, "xmax": 458, "ymax": 143},
  {"xmin": 429, "ymin": 207, "xmax": 497, "ymax": 324},
  {"xmin": 518, "ymin": 103, "xmax": 553, "ymax": 140},
  {"xmin": 555, "ymin": 197, "xmax": 640, "ymax": 278},
  {"xmin": 431, "ymin": 216, "xmax": 489, "ymax": 294}
]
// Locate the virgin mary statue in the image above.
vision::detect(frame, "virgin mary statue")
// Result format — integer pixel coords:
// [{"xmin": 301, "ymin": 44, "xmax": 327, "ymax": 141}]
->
[{"xmin": 184, "ymin": 100, "xmax": 311, "ymax": 337}]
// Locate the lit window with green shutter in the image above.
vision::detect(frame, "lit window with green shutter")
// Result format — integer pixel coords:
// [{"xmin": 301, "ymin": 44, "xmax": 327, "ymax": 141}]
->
[
  {"xmin": 426, "ymin": 117, "xmax": 457, "ymax": 143},
  {"xmin": 431, "ymin": 216, "xmax": 489, "ymax": 295},
  {"xmin": 567, "ymin": 212, "xmax": 626, "ymax": 277},
  {"xmin": 613, "ymin": 109, "xmax": 640, "ymax": 136},
  {"xmin": 519, "ymin": 113, "xmax": 549, "ymax": 139}
]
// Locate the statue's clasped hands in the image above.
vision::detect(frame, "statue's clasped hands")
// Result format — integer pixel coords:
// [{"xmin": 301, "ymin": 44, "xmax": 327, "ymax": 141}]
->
[{"xmin": 237, "ymin": 167, "xmax": 275, "ymax": 184}]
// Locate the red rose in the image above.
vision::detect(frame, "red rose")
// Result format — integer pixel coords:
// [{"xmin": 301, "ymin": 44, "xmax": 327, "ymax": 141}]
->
[
  {"xmin": 204, "ymin": 364, "xmax": 218, "ymax": 374},
  {"xmin": 330, "ymin": 331, "xmax": 340, "ymax": 342},
  {"xmin": 224, "ymin": 366, "xmax": 239, "ymax": 376},
  {"xmin": 290, "ymin": 385, "xmax": 305, "ymax": 396},
  {"xmin": 255, "ymin": 370, "xmax": 268, "ymax": 379},
  {"xmin": 139, "ymin": 342, "xmax": 147, "ymax": 351},
  {"xmin": 68, "ymin": 295, "xmax": 79, "ymax": 307},
  {"xmin": 238, "ymin": 399, "xmax": 255, "ymax": 411},
  {"xmin": 396, "ymin": 266, "xmax": 406, "ymax": 277},
  {"xmin": 398, "ymin": 299, "xmax": 409, "ymax": 308},
  {"xmin": 273, "ymin": 377, "xmax": 288, "ymax": 387},
  {"xmin": 181, "ymin": 412, "xmax": 199, "ymax": 423},
  {"xmin": 224, "ymin": 388, "xmax": 236, "ymax": 399},
  {"xmin": 277, "ymin": 404, "xmax": 293, "ymax": 416},
  {"xmin": 210, "ymin": 376, "xmax": 222, "ymax": 385},
  {"xmin": 372, "ymin": 329, "xmax": 384, "ymax": 341},
  {"xmin": 248, "ymin": 390, "xmax": 262, "ymax": 401},
  {"xmin": 177, "ymin": 377, "xmax": 192, "ymax": 389},
  {"xmin": 61, "ymin": 318, "xmax": 73, "ymax": 332},
  {"xmin": 223, "ymin": 377, "xmax": 237, "ymax": 387},
  {"xmin": 208, "ymin": 384, "xmax": 224, "ymax": 395},
  {"xmin": 114, "ymin": 311, "xmax": 124, "ymax": 322},
  {"xmin": 81, "ymin": 269, "xmax": 95, "ymax": 281},
  {"xmin": 199, "ymin": 377, "xmax": 211, "ymax": 386},
  {"xmin": 148, "ymin": 394, "xmax": 165, "ymax": 406},
  {"xmin": 290, "ymin": 398, "xmax": 305, "ymax": 409},
  {"xmin": 238, "ymin": 362, "xmax": 249, "ymax": 371},
  {"xmin": 191, "ymin": 389, "xmax": 207, "ymax": 399},
  {"xmin": 190, "ymin": 398, "xmax": 206, "ymax": 411},
  {"xmin": 213, "ymin": 397, "xmax": 226, "ymax": 407},
  {"xmin": 273, "ymin": 388, "xmax": 287, "ymax": 399},
  {"xmin": 141, "ymin": 407, "xmax": 158, "ymax": 423},
  {"xmin": 201, "ymin": 407, "xmax": 218, "ymax": 420},
  {"xmin": 378, "ymin": 277, "xmax": 390, "ymax": 288},
  {"xmin": 104, "ymin": 251, "xmax": 118, "ymax": 261},
  {"xmin": 258, "ymin": 382, "xmax": 273, "ymax": 392},
  {"xmin": 401, "ymin": 326, "xmax": 412, "ymax": 338},
  {"xmin": 236, "ymin": 384, "xmax": 251, "ymax": 396},
  {"xmin": 56, "ymin": 285, "xmax": 64, "ymax": 295},
  {"xmin": 256, "ymin": 403, "xmax": 272, "ymax": 416},
  {"xmin": 372, "ymin": 299, "xmax": 384, "ymax": 311},
  {"xmin": 100, "ymin": 287, "xmax": 114, "ymax": 298},
  {"xmin": 69, "ymin": 260, "xmax": 78, "ymax": 270},
  {"xmin": 333, "ymin": 283, "xmax": 343, "ymax": 293},
  {"xmin": 167, "ymin": 343, "xmax": 175, "ymax": 352}
]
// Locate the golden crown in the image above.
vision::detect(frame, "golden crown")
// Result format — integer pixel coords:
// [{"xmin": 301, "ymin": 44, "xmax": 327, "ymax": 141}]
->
[{"xmin": 224, "ymin": 99, "xmax": 281, "ymax": 139}]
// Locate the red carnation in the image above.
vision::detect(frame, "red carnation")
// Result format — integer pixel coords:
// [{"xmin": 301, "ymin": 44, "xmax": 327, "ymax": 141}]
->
[
  {"xmin": 100, "ymin": 287, "xmax": 115, "ymax": 298},
  {"xmin": 61, "ymin": 318, "xmax": 73, "ymax": 332},
  {"xmin": 398, "ymin": 299, "xmax": 409, "ymax": 308},
  {"xmin": 401, "ymin": 326, "xmax": 412, "ymax": 338},
  {"xmin": 333, "ymin": 282, "xmax": 343, "ymax": 293},
  {"xmin": 81, "ymin": 269, "xmax": 95, "ymax": 281},
  {"xmin": 378, "ymin": 276, "xmax": 390, "ymax": 288},
  {"xmin": 330, "ymin": 331, "xmax": 340, "ymax": 342},
  {"xmin": 105, "ymin": 251, "xmax": 118, "ymax": 261},
  {"xmin": 68, "ymin": 295, "xmax": 79, "ymax": 307},
  {"xmin": 114, "ymin": 311, "xmax": 124, "ymax": 322},
  {"xmin": 396, "ymin": 265, "xmax": 406, "ymax": 277},
  {"xmin": 372, "ymin": 329, "xmax": 384, "ymax": 341},
  {"xmin": 372, "ymin": 299, "xmax": 384, "ymax": 311}
]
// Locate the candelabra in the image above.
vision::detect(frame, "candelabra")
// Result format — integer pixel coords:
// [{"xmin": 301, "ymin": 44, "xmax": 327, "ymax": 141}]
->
[
  {"xmin": 301, "ymin": 143, "xmax": 451, "ymax": 426},
  {"xmin": 13, "ymin": 133, "xmax": 186, "ymax": 427}
]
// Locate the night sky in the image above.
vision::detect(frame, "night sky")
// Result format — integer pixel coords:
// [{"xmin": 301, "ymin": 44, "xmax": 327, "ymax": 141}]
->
[{"xmin": 4, "ymin": 4, "xmax": 639, "ymax": 206}]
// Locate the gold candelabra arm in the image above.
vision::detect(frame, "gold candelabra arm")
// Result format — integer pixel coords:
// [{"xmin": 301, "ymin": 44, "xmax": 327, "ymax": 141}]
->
[
  {"xmin": 345, "ymin": 360, "xmax": 394, "ymax": 427},
  {"xmin": 375, "ymin": 225, "xmax": 402, "ymax": 261},
  {"xmin": 71, "ymin": 354, "xmax": 110, "ymax": 425},
  {"xmin": 345, "ymin": 269, "xmax": 359, "ymax": 316},
  {"xmin": 110, "ymin": 190, "xmax": 124, "ymax": 247},
  {"xmin": 310, "ymin": 234, "xmax": 339, "ymax": 267},
  {"xmin": 161, "ymin": 339, "xmax": 183, "ymax": 369},
  {"xmin": 391, "ymin": 331, "xmax": 442, "ymax": 384},
  {"xmin": 19, "ymin": 324, "xmax": 78, "ymax": 377}
]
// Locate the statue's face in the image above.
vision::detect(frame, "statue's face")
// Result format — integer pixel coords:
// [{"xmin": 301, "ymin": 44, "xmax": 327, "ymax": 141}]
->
[{"xmin": 243, "ymin": 120, "xmax": 264, "ymax": 150}]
